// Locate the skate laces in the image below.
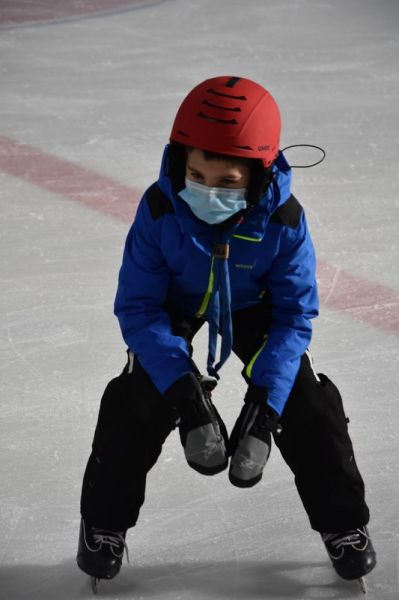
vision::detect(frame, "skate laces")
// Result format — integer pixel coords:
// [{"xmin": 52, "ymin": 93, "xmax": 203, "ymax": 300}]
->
[
  {"xmin": 323, "ymin": 528, "xmax": 370, "ymax": 552},
  {"xmin": 91, "ymin": 527, "xmax": 130, "ymax": 562}
]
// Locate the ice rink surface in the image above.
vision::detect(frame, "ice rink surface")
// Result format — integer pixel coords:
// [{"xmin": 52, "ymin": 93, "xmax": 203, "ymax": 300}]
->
[{"xmin": 1, "ymin": 0, "xmax": 398, "ymax": 598}]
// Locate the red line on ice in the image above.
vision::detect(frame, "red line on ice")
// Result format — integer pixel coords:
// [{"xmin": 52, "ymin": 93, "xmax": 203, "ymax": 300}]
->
[
  {"xmin": 0, "ymin": 0, "xmax": 161, "ymax": 25},
  {"xmin": 317, "ymin": 260, "xmax": 399, "ymax": 335},
  {"xmin": 0, "ymin": 135, "xmax": 140, "ymax": 222},
  {"xmin": 1, "ymin": 134, "xmax": 398, "ymax": 336}
]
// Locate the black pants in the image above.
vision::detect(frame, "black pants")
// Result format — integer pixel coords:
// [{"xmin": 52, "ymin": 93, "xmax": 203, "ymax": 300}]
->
[{"xmin": 80, "ymin": 303, "xmax": 370, "ymax": 533}]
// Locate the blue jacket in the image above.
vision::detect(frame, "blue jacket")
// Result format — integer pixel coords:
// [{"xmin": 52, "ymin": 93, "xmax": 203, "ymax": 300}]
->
[{"xmin": 114, "ymin": 145, "xmax": 319, "ymax": 415}]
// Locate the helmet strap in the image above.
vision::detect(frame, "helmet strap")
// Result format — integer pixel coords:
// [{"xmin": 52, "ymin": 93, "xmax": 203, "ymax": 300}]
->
[{"xmin": 246, "ymin": 162, "xmax": 274, "ymax": 208}]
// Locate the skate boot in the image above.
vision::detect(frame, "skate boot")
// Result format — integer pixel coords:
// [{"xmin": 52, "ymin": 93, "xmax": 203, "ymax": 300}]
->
[
  {"xmin": 77, "ymin": 518, "xmax": 128, "ymax": 591},
  {"xmin": 322, "ymin": 526, "xmax": 376, "ymax": 591}
]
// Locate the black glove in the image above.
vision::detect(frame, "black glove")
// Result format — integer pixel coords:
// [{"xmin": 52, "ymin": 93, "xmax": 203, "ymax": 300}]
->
[
  {"xmin": 164, "ymin": 372, "xmax": 228, "ymax": 475},
  {"xmin": 228, "ymin": 384, "xmax": 281, "ymax": 488}
]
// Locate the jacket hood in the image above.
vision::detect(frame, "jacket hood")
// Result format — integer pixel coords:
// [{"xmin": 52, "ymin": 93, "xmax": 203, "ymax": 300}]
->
[{"xmin": 156, "ymin": 144, "xmax": 293, "ymax": 239}]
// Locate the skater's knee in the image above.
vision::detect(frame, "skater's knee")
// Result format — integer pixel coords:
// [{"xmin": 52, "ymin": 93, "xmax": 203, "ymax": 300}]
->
[
  {"xmin": 316, "ymin": 373, "xmax": 349, "ymax": 429},
  {"xmin": 282, "ymin": 366, "xmax": 348, "ymax": 432}
]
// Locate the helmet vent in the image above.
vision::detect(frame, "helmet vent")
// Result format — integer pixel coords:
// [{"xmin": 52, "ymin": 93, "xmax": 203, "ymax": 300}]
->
[
  {"xmin": 234, "ymin": 145, "xmax": 253, "ymax": 151},
  {"xmin": 197, "ymin": 112, "xmax": 238, "ymax": 125},
  {"xmin": 207, "ymin": 88, "xmax": 246, "ymax": 101},
  {"xmin": 225, "ymin": 76, "xmax": 241, "ymax": 88},
  {"xmin": 202, "ymin": 99, "xmax": 241, "ymax": 112}
]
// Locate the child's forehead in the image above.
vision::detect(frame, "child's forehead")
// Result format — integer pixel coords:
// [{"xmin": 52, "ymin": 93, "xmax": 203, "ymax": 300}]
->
[{"xmin": 186, "ymin": 148, "xmax": 248, "ymax": 172}]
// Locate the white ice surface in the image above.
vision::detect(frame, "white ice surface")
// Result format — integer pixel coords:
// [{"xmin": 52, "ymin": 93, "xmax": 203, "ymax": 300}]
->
[{"xmin": 1, "ymin": 1, "xmax": 399, "ymax": 598}]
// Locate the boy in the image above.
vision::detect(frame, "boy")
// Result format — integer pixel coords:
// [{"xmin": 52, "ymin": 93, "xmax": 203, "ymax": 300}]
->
[{"xmin": 77, "ymin": 76, "xmax": 376, "ymax": 587}]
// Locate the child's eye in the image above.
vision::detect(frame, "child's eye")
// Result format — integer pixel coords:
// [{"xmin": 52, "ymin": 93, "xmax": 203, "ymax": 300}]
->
[
  {"xmin": 189, "ymin": 171, "xmax": 202, "ymax": 180},
  {"xmin": 221, "ymin": 179, "xmax": 239, "ymax": 187}
]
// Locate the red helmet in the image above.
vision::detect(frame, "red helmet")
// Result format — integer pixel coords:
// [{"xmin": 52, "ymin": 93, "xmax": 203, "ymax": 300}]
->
[{"xmin": 170, "ymin": 76, "xmax": 281, "ymax": 168}]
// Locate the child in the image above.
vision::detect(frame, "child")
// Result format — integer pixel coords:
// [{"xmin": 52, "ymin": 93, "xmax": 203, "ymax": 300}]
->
[{"xmin": 77, "ymin": 76, "xmax": 376, "ymax": 587}]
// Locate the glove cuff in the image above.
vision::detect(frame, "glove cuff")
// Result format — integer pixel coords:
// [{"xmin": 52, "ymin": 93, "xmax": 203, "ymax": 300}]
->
[
  {"xmin": 244, "ymin": 382, "xmax": 268, "ymax": 405},
  {"xmin": 244, "ymin": 383, "xmax": 282, "ymax": 435},
  {"xmin": 163, "ymin": 372, "xmax": 200, "ymax": 410}
]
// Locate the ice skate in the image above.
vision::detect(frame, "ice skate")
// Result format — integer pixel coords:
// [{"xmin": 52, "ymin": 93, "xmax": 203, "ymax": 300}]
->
[
  {"xmin": 322, "ymin": 526, "xmax": 376, "ymax": 592},
  {"xmin": 76, "ymin": 518, "xmax": 128, "ymax": 592}
]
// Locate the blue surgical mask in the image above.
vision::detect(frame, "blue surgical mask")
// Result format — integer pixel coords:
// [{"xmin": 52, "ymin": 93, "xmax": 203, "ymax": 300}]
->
[{"xmin": 179, "ymin": 178, "xmax": 247, "ymax": 225}]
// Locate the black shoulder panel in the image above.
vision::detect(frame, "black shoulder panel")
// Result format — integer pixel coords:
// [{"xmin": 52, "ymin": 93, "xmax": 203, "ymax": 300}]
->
[
  {"xmin": 146, "ymin": 183, "xmax": 174, "ymax": 220},
  {"xmin": 269, "ymin": 194, "xmax": 302, "ymax": 229}
]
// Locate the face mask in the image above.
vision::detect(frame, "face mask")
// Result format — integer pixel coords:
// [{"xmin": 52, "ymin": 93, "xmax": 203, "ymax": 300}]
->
[{"xmin": 179, "ymin": 178, "xmax": 247, "ymax": 225}]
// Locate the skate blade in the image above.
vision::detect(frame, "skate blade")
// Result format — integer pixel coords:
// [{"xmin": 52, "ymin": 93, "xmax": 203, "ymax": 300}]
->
[
  {"xmin": 91, "ymin": 576, "xmax": 100, "ymax": 594},
  {"xmin": 358, "ymin": 577, "xmax": 367, "ymax": 594}
]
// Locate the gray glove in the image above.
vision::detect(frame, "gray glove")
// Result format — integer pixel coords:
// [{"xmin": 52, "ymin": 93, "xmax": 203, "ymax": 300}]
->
[
  {"xmin": 228, "ymin": 384, "xmax": 281, "ymax": 487},
  {"xmin": 164, "ymin": 372, "xmax": 228, "ymax": 475}
]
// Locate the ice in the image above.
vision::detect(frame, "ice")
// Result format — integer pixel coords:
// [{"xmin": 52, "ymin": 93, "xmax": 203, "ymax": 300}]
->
[{"xmin": 1, "ymin": 0, "xmax": 398, "ymax": 598}]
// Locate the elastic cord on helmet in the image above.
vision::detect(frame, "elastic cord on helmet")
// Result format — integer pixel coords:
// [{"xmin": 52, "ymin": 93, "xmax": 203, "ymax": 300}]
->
[{"xmin": 281, "ymin": 144, "xmax": 326, "ymax": 168}]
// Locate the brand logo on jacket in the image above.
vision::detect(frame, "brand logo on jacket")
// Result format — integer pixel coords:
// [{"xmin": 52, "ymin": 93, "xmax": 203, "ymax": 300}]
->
[{"xmin": 234, "ymin": 263, "xmax": 253, "ymax": 270}]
